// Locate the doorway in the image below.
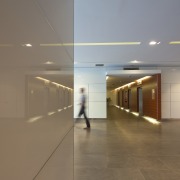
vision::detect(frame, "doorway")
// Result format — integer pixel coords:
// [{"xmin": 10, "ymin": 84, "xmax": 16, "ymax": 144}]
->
[
  {"xmin": 128, "ymin": 89, "xmax": 131, "ymax": 110},
  {"xmin": 138, "ymin": 87, "xmax": 143, "ymax": 116}
]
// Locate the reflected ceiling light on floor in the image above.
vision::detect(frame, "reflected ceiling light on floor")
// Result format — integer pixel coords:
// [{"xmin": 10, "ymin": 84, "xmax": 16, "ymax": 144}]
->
[
  {"xmin": 169, "ymin": 41, "xmax": 180, "ymax": 44},
  {"xmin": 149, "ymin": 41, "xmax": 160, "ymax": 45},
  {"xmin": 143, "ymin": 116, "xmax": 161, "ymax": 125}
]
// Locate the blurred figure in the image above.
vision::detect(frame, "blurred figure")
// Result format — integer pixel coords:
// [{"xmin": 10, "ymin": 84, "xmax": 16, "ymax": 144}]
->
[{"xmin": 78, "ymin": 88, "xmax": 90, "ymax": 129}]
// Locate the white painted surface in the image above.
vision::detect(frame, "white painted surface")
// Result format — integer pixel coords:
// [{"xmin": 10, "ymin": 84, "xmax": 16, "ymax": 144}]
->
[
  {"xmin": 162, "ymin": 92, "xmax": 170, "ymax": 102},
  {"xmin": 161, "ymin": 68, "xmax": 180, "ymax": 119},
  {"xmin": 74, "ymin": 67, "xmax": 106, "ymax": 118}
]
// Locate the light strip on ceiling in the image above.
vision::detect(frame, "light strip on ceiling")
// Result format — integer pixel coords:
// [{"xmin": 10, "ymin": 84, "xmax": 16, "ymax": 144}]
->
[
  {"xmin": 36, "ymin": 77, "xmax": 50, "ymax": 82},
  {"xmin": 137, "ymin": 76, "xmax": 151, "ymax": 81},
  {"xmin": 40, "ymin": 42, "xmax": 141, "ymax": 47},
  {"xmin": 169, "ymin": 41, "xmax": 180, "ymax": 44},
  {"xmin": 35, "ymin": 77, "xmax": 73, "ymax": 90},
  {"xmin": 27, "ymin": 116, "xmax": 43, "ymax": 123}
]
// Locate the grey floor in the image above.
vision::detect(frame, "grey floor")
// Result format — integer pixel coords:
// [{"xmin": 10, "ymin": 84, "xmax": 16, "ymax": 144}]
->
[{"xmin": 74, "ymin": 106, "xmax": 180, "ymax": 180}]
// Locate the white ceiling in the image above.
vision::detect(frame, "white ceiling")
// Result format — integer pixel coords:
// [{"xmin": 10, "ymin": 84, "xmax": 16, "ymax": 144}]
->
[
  {"xmin": 74, "ymin": 0, "xmax": 180, "ymax": 67},
  {"xmin": 1, "ymin": 1, "xmax": 180, "ymax": 89}
]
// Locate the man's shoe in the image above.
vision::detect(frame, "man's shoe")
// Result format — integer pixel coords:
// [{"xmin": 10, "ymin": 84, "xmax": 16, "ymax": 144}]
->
[{"xmin": 84, "ymin": 127, "xmax": 90, "ymax": 129}]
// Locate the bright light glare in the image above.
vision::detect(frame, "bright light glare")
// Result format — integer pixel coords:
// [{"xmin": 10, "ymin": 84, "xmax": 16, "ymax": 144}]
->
[
  {"xmin": 24, "ymin": 44, "xmax": 32, "ymax": 47},
  {"xmin": 143, "ymin": 116, "xmax": 161, "ymax": 125},
  {"xmin": 130, "ymin": 60, "xmax": 139, "ymax": 63},
  {"xmin": 149, "ymin": 41, "xmax": 157, "ymax": 45},
  {"xmin": 106, "ymin": 76, "xmax": 109, "ymax": 80}
]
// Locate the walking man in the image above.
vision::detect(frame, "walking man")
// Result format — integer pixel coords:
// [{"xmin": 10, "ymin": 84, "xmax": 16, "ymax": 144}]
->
[{"xmin": 78, "ymin": 88, "xmax": 90, "ymax": 129}]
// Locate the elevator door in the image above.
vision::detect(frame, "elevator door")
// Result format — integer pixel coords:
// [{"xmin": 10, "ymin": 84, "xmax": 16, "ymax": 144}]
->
[
  {"xmin": 128, "ymin": 89, "xmax": 131, "ymax": 110},
  {"xmin": 138, "ymin": 88, "xmax": 143, "ymax": 116}
]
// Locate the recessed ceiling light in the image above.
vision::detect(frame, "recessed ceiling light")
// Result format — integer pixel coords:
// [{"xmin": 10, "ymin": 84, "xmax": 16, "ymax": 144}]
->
[
  {"xmin": 130, "ymin": 60, "xmax": 139, "ymax": 63},
  {"xmin": 22, "ymin": 44, "xmax": 32, "ymax": 47},
  {"xmin": 44, "ymin": 61, "xmax": 54, "ymax": 64},
  {"xmin": 149, "ymin": 41, "xmax": 160, "ymax": 45}
]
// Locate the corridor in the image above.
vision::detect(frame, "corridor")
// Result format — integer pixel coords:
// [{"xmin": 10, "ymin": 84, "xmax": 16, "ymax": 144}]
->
[{"xmin": 74, "ymin": 106, "xmax": 180, "ymax": 180}]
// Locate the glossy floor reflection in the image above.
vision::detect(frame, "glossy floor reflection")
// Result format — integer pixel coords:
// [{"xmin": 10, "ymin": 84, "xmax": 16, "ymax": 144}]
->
[{"xmin": 74, "ymin": 106, "xmax": 180, "ymax": 180}]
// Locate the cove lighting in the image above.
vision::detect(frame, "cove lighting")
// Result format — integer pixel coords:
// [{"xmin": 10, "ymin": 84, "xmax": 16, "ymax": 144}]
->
[
  {"xmin": 137, "ymin": 76, "xmax": 151, "ymax": 81},
  {"xmin": 48, "ymin": 111, "xmax": 55, "ymax": 116},
  {"xmin": 115, "ymin": 105, "xmax": 120, "ymax": 108},
  {"xmin": 27, "ymin": 116, "xmax": 43, "ymax": 123},
  {"xmin": 132, "ymin": 112, "xmax": 139, "ymax": 116},
  {"xmin": 143, "ymin": 116, "xmax": 161, "ymax": 125},
  {"xmin": 36, "ymin": 77, "xmax": 50, "ymax": 83},
  {"xmin": 35, "ymin": 77, "xmax": 72, "ymax": 90}
]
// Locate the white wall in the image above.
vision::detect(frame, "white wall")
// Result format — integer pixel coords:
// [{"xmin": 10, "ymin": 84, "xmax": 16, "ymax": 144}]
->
[
  {"xmin": 74, "ymin": 67, "xmax": 106, "ymax": 118},
  {"xmin": 161, "ymin": 67, "xmax": 180, "ymax": 119}
]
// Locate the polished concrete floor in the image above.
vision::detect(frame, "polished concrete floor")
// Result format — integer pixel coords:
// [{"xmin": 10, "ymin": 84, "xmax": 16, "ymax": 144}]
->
[{"xmin": 74, "ymin": 106, "xmax": 180, "ymax": 180}]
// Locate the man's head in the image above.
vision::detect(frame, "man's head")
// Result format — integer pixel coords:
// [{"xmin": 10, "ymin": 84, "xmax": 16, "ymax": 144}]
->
[{"xmin": 80, "ymin": 88, "xmax": 84, "ymax": 93}]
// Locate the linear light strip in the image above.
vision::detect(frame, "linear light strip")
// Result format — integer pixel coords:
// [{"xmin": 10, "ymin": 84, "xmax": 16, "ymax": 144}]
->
[
  {"xmin": 169, "ymin": 41, "xmax": 180, "ymax": 44},
  {"xmin": 143, "ymin": 116, "xmax": 161, "ymax": 125},
  {"xmin": 40, "ymin": 42, "xmax": 141, "ymax": 47},
  {"xmin": 35, "ymin": 77, "xmax": 73, "ymax": 90}
]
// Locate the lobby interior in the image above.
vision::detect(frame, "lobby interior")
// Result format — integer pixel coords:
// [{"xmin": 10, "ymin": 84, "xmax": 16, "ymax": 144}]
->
[{"xmin": 1, "ymin": 0, "xmax": 180, "ymax": 179}]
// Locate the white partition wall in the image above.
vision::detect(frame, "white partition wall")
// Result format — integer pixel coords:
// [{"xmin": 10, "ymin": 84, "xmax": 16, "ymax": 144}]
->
[
  {"xmin": 161, "ymin": 67, "xmax": 180, "ymax": 119},
  {"xmin": 74, "ymin": 67, "xmax": 107, "ymax": 118}
]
